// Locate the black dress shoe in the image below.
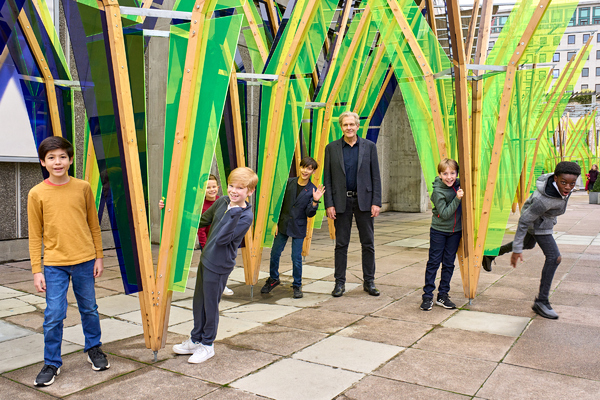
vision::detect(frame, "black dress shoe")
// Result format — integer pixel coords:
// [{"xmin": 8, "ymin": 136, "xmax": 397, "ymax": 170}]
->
[
  {"xmin": 363, "ymin": 282, "xmax": 380, "ymax": 296},
  {"xmin": 332, "ymin": 283, "xmax": 345, "ymax": 297}
]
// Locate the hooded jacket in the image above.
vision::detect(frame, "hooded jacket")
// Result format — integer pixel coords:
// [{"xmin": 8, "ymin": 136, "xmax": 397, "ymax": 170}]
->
[
  {"xmin": 430, "ymin": 176, "xmax": 462, "ymax": 233},
  {"xmin": 513, "ymin": 173, "xmax": 570, "ymax": 253}
]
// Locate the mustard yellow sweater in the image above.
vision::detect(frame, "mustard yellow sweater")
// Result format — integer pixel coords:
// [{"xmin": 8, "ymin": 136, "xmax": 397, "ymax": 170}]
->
[{"xmin": 28, "ymin": 178, "xmax": 103, "ymax": 274}]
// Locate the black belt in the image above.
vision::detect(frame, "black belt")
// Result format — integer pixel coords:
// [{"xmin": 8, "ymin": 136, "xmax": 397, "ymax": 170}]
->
[{"xmin": 346, "ymin": 191, "xmax": 357, "ymax": 197}]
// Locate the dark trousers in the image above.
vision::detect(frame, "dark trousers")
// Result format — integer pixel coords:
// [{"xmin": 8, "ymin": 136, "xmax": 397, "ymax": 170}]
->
[
  {"xmin": 497, "ymin": 233, "xmax": 561, "ymax": 302},
  {"xmin": 191, "ymin": 262, "xmax": 229, "ymax": 346},
  {"xmin": 423, "ymin": 228, "xmax": 462, "ymax": 300},
  {"xmin": 334, "ymin": 196, "xmax": 375, "ymax": 284}
]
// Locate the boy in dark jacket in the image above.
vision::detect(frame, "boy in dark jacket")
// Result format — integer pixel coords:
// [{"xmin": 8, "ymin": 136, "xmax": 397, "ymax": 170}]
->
[
  {"xmin": 482, "ymin": 161, "xmax": 581, "ymax": 319},
  {"xmin": 173, "ymin": 167, "xmax": 257, "ymax": 363},
  {"xmin": 421, "ymin": 159, "xmax": 464, "ymax": 311},
  {"xmin": 261, "ymin": 157, "xmax": 325, "ymax": 298}
]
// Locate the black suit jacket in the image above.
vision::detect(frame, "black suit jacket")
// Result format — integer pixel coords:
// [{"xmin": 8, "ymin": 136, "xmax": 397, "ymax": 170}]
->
[
  {"xmin": 277, "ymin": 177, "xmax": 318, "ymax": 239},
  {"xmin": 323, "ymin": 136, "xmax": 382, "ymax": 213}
]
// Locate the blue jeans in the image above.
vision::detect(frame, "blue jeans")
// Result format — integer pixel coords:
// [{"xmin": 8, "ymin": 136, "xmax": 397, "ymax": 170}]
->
[
  {"xmin": 44, "ymin": 260, "xmax": 102, "ymax": 368},
  {"xmin": 423, "ymin": 228, "xmax": 462, "ymax": 300},
  {"xmin": 269, "ymin": 232, "xmax": 304, "ymax": 287}
]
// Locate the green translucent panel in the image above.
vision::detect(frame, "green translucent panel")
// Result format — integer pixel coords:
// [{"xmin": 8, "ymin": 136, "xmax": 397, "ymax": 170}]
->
[
  {"xmin": 256, "ymin": 77, "xmax": 311, "ymax": 247},
  {"xmin": 264, "ymin": 0, "xmax": 337, "ymax": 75},
  {"xmin": 238, "ymin": 1, "xmax": 269, "ymax": 71},
  {"xmin": 82, "ymin": 117, "xmax": 102, "ymax": 209},
  {"xmin": 162, "ymin": 15, "xmax": 243, "ymax": 292},
  {"xmin": 76, "ymin": 0, "xmax": 141, "ymax": 36},
  {"xmin": 174, "ymin": 0, "xmax": 243, "ymax": 11}
]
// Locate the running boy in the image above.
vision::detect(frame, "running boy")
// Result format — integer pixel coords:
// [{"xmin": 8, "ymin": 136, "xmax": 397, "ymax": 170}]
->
[
  {"xmin": 173, "ymin": 167, "xmax": 257, "ymax": 363},
  {"xmin": 421, "ymin": 159, "xmax": 463, "ymax": 311},
  {"xmin": 261, "ymin": 157, "xmax": 325, "ymax": 298},
  {"xmin": 482, "ymin": 161, "xmax": 581, "ymax": 319},
  {"xmin": 28, "ymin": 137, "xmax": 109, "ymax": 387}
]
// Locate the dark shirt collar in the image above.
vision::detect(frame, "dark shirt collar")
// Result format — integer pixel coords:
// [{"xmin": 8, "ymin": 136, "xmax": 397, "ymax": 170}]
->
[
  {"xmin": 342, "ymin": 137, "xmax": 359, "ymax": 147},
  {"xmin": 544, "ymin": 174, "xmax": 562, "ymax": 199}
]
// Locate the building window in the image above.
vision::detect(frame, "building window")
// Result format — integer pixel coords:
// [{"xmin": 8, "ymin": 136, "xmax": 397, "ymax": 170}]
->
[
  {"xmin": 539, "ymin": 71, "xmax": 546, "ymax": 80},
  {"xmin": 596, "ymin": 67, "xmax": 600, "ymax": 76},
  {"xmin": 594, "ymin": 7, "xmax": 600, "ymax": 24},
  {"xmin": 597, "ymin": 50, "xmax": 600, "ymax": 59},
  {"xmin": 540, "ymin": 36, "xmax": 547, "ymax": 45},
  {"xmin": 539, "ymin": 53, "xmax": 547, "ymax": 63},
  {"xmin": 567, "ymin": 51, "xmax": 576, "ymax": 61},
  {"xmin": 584, "ymin": 33, "xmax": 590, "ymax": 43},
  {"xmin": 579, "ymin": 7, "xmax": 590, "ymax": 25},
  {"xmin": 568, "ymin": 35, "xmax": 576, "ymax": 44},
  {"xmin": 595, "ymin": 84, "xmax": 600, "ymax": 93},
  {"xmin": 569, "ymin": 11, "xmax": 576, "ymax": 26},
  {"xmin": 553, "ymin": 36, "xmax": 561, "ymax": 46},
  {"xmin": 551, "ymin": 9, "xmax": 563, "ymax": 23},
  {"xmin": 553, "ymin": 69, "xmax": 559, "ymax": 78},
  {"xmin": 582, "ymin": 68, "xmax": 589, "ymax": 77},
  {"xmin": 582, "ymin": 84, "xmax": 589, "ymax": 90},
  {"xmin": 553, "ymin": 52, "xmax": 560, "ymax": 62}
]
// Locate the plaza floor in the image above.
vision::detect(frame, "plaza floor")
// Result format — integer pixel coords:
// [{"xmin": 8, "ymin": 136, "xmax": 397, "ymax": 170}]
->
[{"xmin": 1, "ymin": 192, "xmax": 599, "ymax": 399}]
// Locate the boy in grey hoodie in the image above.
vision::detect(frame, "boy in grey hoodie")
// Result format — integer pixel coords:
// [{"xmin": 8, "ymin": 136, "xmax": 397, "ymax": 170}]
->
[
  {"xmin": 421, "ymin": 159, "xmax": 464, "ymax": 311},
  {"xmin": 482, "ymin": 161, "xmax": 581, "ymax": 319}
]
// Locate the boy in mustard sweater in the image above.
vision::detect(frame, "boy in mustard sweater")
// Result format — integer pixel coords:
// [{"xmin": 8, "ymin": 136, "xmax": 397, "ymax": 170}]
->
[{"xmin": 28, "ymin": 137, "xmax": 109, "ymax": 387}]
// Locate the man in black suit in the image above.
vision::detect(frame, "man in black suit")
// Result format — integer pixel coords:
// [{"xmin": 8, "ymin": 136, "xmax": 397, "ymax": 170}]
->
[{"xmin": 324, "ymin": 111, "xmax": 382, "ymax": 297}]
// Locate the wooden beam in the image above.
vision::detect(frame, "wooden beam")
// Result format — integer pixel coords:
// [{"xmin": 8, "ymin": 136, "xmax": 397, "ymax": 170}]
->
[
  {"xmin": 265, "ymin": 0, "xmax": 280, "ymax": 36},
  {"xmin": 18, "ymin": 10, "xmax": 62, "ymax": 137},
  {"xmin": 100, "ymin": 0, "xmax": 157, "ymax": 349},
  {"xmin": 242, "ymin": 0, "xmax": 269, "ymax": 65},
  {"xmin": 465, "ymin": 0, "xmax": 480, "ymax": 61},
  {"xmin": 425, "ymin": 0, "xmax": 436, "ymax": 37}
]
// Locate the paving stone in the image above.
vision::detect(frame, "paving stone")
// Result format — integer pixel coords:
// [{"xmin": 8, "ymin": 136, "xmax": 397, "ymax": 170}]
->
[
  {"xmin": 200, "ymin": 387, "xmax": 266, "ymax": 399},
  {"xmin": 375, "ymin": 348, "xmax": 497, "ymax": 396},
  {"xmin": 337, "ymin": 316, "xmax": 432, "ymax": 347},
  {"xmin": 0, "ymin": 266, "xmax": 32, "ymax": 284},
  {"xmin": 294, "ymin": 335, "xmax": 403, "ymax": 373},
  {"xmin": 0, "ymin": 333, "xmax": 82, "ymax": 373},
  {"xmin": 222, "ymin": 323, "xmax": 327, "ymax": 356},
  {"xmin": 168, "ymin": 316, "xmax": 262, "ymax": 341},
  {"xmin": 550, "ymin": 304, "xmax": 600, "ymax": 327},
  {"xmin": 96, "ymin": 294, "xmax": 141, "ymax": 317},
  {"xmin": 372, "ymin": 291, "xmax": 458, "ymax": 324},
  {"xmin": 442, "ymin": 310, "xmax": 530, "ymax": 337},
  {"xmin": 302, "ymin": 280, "xmax": 360, "ymax": 294},
  {"xmin": 281, "ymin": 264, "xmax": 333, "ymax": 279},
  {"xmin": 157, "ymin": 343, "xmax": 279, "ymax": 385},
  {"xmin": 16, "ymin": 294, "xmax": 46, "ymax": 306},
  {"xmin": 222, "ymin": 303, "xmax": 299, "ymax": 323},
  {"xmin": 503, "ymin": 319, "xmax": 600, "ymax": 380},
  {"xmin": 0, "ymin": 376, "xmax": 56, "ymax": 400},
  {"xmin": 340, "ymin": 375, "xmax": 470, "ymax": 400},
  {"xmin": 273, "ymin": 292, "xmax": 331, "ymax": 307},
  {"xmin": 66, "ymin": 366, "xmax": 216, "ymax": 400},
  {"xmin": 227, "ymin": 267, "xmax": 269, "ymax": 283},
  {"xmin": 0, "ymin": 320, "xmax": 34, "ymax": 343},
  {"xmin": 4, "ymin": 352, "xmax": 145, "ymax": 397},
  {"xmin": 0, "ymin": 286, "xmax": 25, "ymax": 300},
  {"xmin": 466, "ymin": 295, "xmax": 536, "ymax": 318},
  {"xmin": 94, "ymin": 278, "xmax": 125, "ymax": 292},
  {"xmin": 317, "ymin": 290, "xmax": 394, "ymax": 315},
  {"xmin": 102, "ymin": 332, "xmax": 187, "ymax": 364},
  {"xmin": 232, "ymin": 358, "xmax": 364, "ymax": 400},
  {"xmin": 272, "ymin": 308, "xmax": 363, "ymax": 334},
  {"xmin": 62, "ymin": 318, "xmax": 143, "ymax": 346},
  {"xmin": 0, "ymin": 298, "xmax": 36, "ymax": 318},
  {"xmin": 476, "ymin": 363, "xmax": 600, "ymax": 400}
]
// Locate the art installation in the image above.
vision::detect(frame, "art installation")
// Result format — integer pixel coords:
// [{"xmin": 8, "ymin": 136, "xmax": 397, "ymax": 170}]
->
[{"xmin": 3, "ymin": 0, "xmax": 599, "ymax": 353}]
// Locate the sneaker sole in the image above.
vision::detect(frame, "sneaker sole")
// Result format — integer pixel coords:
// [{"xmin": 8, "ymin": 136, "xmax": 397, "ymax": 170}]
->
[
  {"xmin": 420, "ymin": 306, "xmax": 432, "ymax": 311},
  {"xmin": 88, "ymin": 355, "xmax": 110, "ymax": 371},
  {"xmin": 34, "ymin": 367, "xmax": 60, "ymax": 386},
  {"xmin": 188, "ymin": 351, "xmax": 214, "ymax": 364},
  {"xmin": 532, "ymin": 304, "xmax": 559, "ymax": 319},
  {"xmin": 173, "ymin": 346, "xmax": 200, "ymax": 355},
  {"xmin": 435, "ymin": 300, "xmax": 456, "ymax": 309}
]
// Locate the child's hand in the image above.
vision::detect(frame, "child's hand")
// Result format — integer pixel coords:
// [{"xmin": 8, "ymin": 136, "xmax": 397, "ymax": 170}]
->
[
  {"xmin": 273, "ymin": 225, "xmax": 278, "ymax": 237},
  {"xmin": 33, "ymin": 272, "xmax": 46, "ymax": 293},
  {"xmin": 510, "ymin": 252, "xmax": 523, "ymax": 268},
  {"xmin": 457, "ymin": 188, "xmax": 464, "ymax": 199},
  {"xmin": 159, "ymin": 199, "xmax": 165, "ymax": 209},
  {"xmin": 94, "ymin": 258, "xmax": 104, "ymax": 278},
  {"xmin": 313, "ymin": 185, "xmax": 325, "ymax": 202}
]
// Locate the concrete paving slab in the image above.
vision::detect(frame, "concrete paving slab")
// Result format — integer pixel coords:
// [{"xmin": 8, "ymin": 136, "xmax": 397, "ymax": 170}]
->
[
  {"xmin": 0, "ymin": 266, "xmax": 32, "ymax": 285},
  {"xmin": 273, "ymin": 292, "xmax": 331, "ymax": 307},
  {"xmin": 477, "ymin": 363, "xmax": 600, "ymax": 400},
  {"xmin": 200, "ymin": 387, "xmax": 266, "ymax": 399},
  {"xmin": 222, "ymin": 324, "xmax": 327, "ymax": 356},
  {"xmin": 0, "ymin": 298, "xmax": 36, "ymax": 318},
  {"xmin": 337, "ymin": 316, "xmax": 432, "ymax": 347},
  {"xmin": 503, "ymin": 319, "xmax": 600, "ymax": 380},
  {"xmin": 0, "ymin": 376, "xmax": 56, "ymax": 400},
  {"xmin": 16, "ymin": 294, "xmax": 46, "ymax": 306},
  {"xmin": 222, "ymin": 303, "xmax": 299, "ymax": 323},
  {"xmin": 118, "ymin": 305, "xmax": 192, "ymax": 326},
  {"xmin": 555, "ymin": 234, "xmax": 595, "ymax": 245},
  {"xmin": 62, "ymin": 318, "xmax": 143, "ymax": 346},
  {"xmin": 102, "ymin": 332, "xmax": 188, "ymax": 364},
  {"xmin": 385, "ymin": 238, "xmax": 429, "ymax": 248},
  {"xmin": 317, "ymin": 291, "xmax": 394, "ymax": 315},
  {"xmin": 303, "ymin": 281, "xmax": 360, "ymax": 294},
  {"xmin": 94, "ymin": 278, "xmax": 125, "ymax": 292},
  {"xmin": 96, "ymin": 294, "xmax": 142, "ymax": 317},
  {"xmin": 466, "ymin": 295, "xmax": 536, "ymax": 318},
  {"xmin": 340, "ymin": 375, "xmax": 470, "ymax": 400},
  {"xmin": 442, "ymin": 310, "xmax": 530, "ymax": 337},
  {"xmin": 4, "ymin": 352, "xmax": 145, "ymax": 397},
  {"xmin": 373, "ymin": 291, "xmax": 458, "ymax": 324},
  {"xmin": 227, "ymin": 267, "xmax": 269, "ymax": 283},
  {"xmin": 550, "ymin": 304, "xmax": 600, "ymax": 327},
  {"xmin": 294, "ymin": 335, "xmax": 402, "ymax": 373},
  {"xmin": 157, "ymin": 343, "xmax": 279, "ymax": 385},
  {"xmin": 66, "ymin": 366, "xmax": 217, "ymax": 400},
  {"xmin": 168, "ymin": 316, "xmax": 262, "ymax": 341},
  {"xmin": 232, "ymin": 358, "xmax": 364, "ymax": 400},
  {"xmin": 272, "ymin": 308, "xmax": 363, "ymax": 334},
  {"xmin": 0, "ymin": 333, "xmax": 82, "ymax": 373},
  {"xmin": 375, "ymin": 348, "xmax": 497, "ymax": 396},
  {"xmin": 282, "ymin": 264, "xmax": 333, "ymax": 279},
  {"xmin": 0, "ymin": 286, "xmax": 25, "ymax": 300},
  {"xmin": 0, "ymin": 320, "xmax": 34, "ymax": 342}
]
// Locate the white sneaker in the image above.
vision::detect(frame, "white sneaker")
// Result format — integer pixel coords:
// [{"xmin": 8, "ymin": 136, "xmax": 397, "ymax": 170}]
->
[
  {"xmin": 223, "ymin": 286, "xmax": 234, "ymax": 296},
  {"xmin": 173, "ymin": 338, "xmax": 202, "ymax": 355},
  {"xmin": 188, "ymin": 344, "xmax": 215, "ymax": 364}
]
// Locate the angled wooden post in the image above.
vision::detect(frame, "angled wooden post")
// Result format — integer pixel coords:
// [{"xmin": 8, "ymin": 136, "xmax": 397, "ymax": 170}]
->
[
  {"xmin": 100, "ymin": 0, "xmax": 157, "ymax": 348},
  {"xmin": 473, "ymin": 0, "xmax": 551, "ymax": 271},
  {"xmin": 465, "ymin": 0, "xmax": 480, "ymax": 60}
]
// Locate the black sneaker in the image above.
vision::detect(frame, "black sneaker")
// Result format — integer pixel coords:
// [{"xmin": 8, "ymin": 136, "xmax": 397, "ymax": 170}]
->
[
  {"xmin": 34, "ymin": 364, "xmax": 60, "ymax": 386},
  {"xmin": 420, "ymin": 298, "xmax": 433, "ymax": 311},
  {"xmin": 261, "ymin": 277, "xmax": 280, "ymax": 294},
  {"xmin": 293, "ymin": 286, "xmax": 303, "ymax": 299},
  {"xmin": 532, "ymin": 299, "xmax": 558, "ymax": 319},
  {"xmin": 88, "ymin": 346, "xmax": 110, "ymax": 371},
  {"xmin": 436, "ymin": 294, "xmax": 456, "ymax": 309},
  {"xmin": 482, "ymin": 256, "xmax": 495, "ymax": 272}
]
